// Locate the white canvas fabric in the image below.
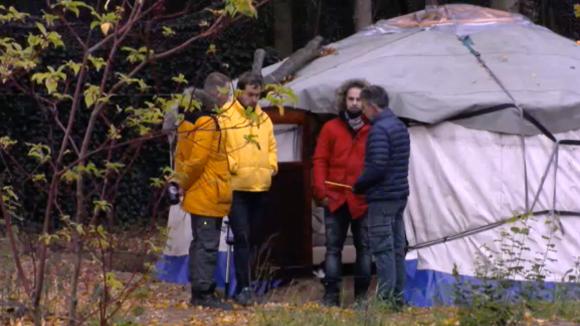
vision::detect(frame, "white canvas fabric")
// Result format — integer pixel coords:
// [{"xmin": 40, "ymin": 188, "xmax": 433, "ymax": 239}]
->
[
  {"xmin": 261, "ymin": 4, "xmax": 580, "ymax": 135},
  {"xmin": 406, "ymin": 122, "xmax": 580, "ymax": 281}
]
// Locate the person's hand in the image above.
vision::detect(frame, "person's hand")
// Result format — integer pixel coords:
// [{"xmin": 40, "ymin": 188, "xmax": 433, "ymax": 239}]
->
[
  {"xmin": 167, "ymin": 182, "xmax": 182, "ymax": 205},
  {"xmin": 320, "ymin": 197, "xmax": 329, "ymax": 207}
]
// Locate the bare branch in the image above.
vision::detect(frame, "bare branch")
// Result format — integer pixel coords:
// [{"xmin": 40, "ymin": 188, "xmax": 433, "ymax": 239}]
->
[
  {"xmin": 0, "ymin": 183, "xmax": 32, "ymax": 297},
  {"xmin": 58, "ymin": 14, "xmax": 88, "ymax": 50}
]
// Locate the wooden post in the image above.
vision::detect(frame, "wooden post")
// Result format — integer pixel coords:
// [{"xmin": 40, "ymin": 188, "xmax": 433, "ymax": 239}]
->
[
  {"xmin": 491, "ymin": 0, "xmax": 521, "ymax": 12},
  {"xmin": 273, "ymin": 0, "xmax": 294, "ymax": 57}
]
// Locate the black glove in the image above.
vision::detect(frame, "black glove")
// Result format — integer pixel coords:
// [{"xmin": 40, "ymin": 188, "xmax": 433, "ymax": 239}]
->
[{"xmin": 166, "ymin": 182, "xmax": 181, "ymax": 205}]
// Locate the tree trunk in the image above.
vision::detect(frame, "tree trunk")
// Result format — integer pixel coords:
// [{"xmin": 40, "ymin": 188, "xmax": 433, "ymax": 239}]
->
[
  {"xmin": 354, "ymin": 0, "xmax": 373, "ymax": 31},
  {"xmin": 263, "ymin": 36, "xmax": 324, "ymax": 84},
  {"xmin": 273, "ymin": 0, "xmax": 293, "ymax": 57},
  {"xmin": 491, "ymin": 0, "xmax": 520, "ymax": 12},
  {"xmin": 519, "ymin": 0, "xmax": 541, "ymax": 22}
]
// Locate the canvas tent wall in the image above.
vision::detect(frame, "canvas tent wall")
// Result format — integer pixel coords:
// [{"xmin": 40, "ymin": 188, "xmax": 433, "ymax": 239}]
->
[{"xmin": 261, "ymin": 4, "xmax": 580, "ymax": 305}]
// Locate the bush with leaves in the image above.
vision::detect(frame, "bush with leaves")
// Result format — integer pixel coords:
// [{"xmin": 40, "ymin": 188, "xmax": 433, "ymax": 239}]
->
[
  {"xmin": 451, "ymin": 213, "xmax": 580, "ymax": 325},
  {"xmin": 0, "ymin": 0, "xmax": 303, "ymax": 324}
]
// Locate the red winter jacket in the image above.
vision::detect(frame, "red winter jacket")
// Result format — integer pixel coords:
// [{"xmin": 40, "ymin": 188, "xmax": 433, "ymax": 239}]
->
[{"xmin": 312, "ymin": 117, "xmax": 369, "ymax": 219}]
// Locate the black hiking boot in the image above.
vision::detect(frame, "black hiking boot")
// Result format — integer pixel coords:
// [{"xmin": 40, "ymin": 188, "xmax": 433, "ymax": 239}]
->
[
  {"xmin": 321, "ymin": 291, "xmax": 340, "ymax": 307},
  {"xmin": 234, "ymin": 287, "xmax": 255, "ymax": 306},
  {"xmin": 190, "ymin": 292, "xmax": 233, "ymax": 310}
]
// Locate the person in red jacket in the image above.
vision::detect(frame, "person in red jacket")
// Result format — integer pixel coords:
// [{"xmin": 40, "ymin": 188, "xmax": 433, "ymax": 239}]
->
[{"xmin": 312, "ymin": 79, "xmax": 371, "ymax": 307}]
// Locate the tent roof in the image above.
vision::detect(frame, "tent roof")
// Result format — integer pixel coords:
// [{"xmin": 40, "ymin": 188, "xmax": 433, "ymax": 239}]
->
[{"xmin": 263, "ymin": 4, "xmax": 580, "ymax": 135}]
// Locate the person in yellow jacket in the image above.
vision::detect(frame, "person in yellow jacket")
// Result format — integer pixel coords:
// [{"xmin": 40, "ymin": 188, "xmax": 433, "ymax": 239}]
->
[
  {"xmin": 171, "ymin": 72, "xmax": 233, "ymax": 310},
  {"xmin": 219, "ymin": 72, "xmax": 278, "ymax": 305}
]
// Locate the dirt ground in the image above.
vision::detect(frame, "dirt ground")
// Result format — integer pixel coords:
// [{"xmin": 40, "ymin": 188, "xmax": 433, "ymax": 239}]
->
[{"xmin": 133, "ymin": 275, "xmax": 374, "ymax": 325}]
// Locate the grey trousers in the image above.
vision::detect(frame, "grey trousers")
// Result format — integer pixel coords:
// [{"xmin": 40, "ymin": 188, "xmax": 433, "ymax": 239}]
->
[{"xmin": 189, "ymin": 215, "xmax": 223, "ymax": 294}]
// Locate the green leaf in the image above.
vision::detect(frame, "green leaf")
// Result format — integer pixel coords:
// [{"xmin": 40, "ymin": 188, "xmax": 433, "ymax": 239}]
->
[
  {"xmin": 162, "ymin": 26, "xmax": 175, "ymax": 37},
  {"xmin": 121, "ymin": 46, "xmax": 152, "ymax": 63},
  {"xmin": 90, "ymin": 20, "xmax": 100, "ymax": 30},
  {"xmin": 88, "ymin": 55, "xmax": 106, "ymax": 72},
  {"xmin": 36, "ymin": 22, "xmax": 47, "ymax": 35},
  {"xmin": 31, "ymin": 66, "xmax": 66, "ymax": 93},
  {"xmin": 105, "ymin": 272, "xmax": 123, "ymax": 291},
  {"xmin": 66, "ymin": 60, "xmax": 82, "ymax": 75},
  {"xmin": 32, "ymin": 174, "xmax": 47, "ymax": 183},
  {"xmin": 52, "ymin": 92, "xmax": 73, "ymax": 101},
  {"xmin": 225, "ymin": 0, "xmax": 257, "ymax": 18},
  {"xmin": 149, "ymin": 177, "xmax": 165, "ymax": 188},
  {"xmin": 45, "ymin": 77, "xmax": 58, "ymax": 94},
  {"xmin": 93, "ymin": 200, "xmax": 112, "ymax": 214},
  {"xmin": 0, "ymin": 136, "xmax": 17, "ymax": 150},
  {"xmin": 116, "ymin": 73, "xmax": 149, "ymax": 92},
  {"xmin": 47, "ymin": 31, "xmax": 64, "ymax": 48},
  {"xmin": 244, "ymin": 134, "xmax": 261, "ymax": 150},
  {"xmin": 107, "ymin": 125, "xmax": 121, "ymax": 140},
  {"xmin": 25, "ymin": 142, "xmax": 51, "ymax": 164},
  {"xmin": 83, "ymin": 84, "xmax": 101, "ymax": 108},
  {"xmin": 61, "ymin": 169, "xmax": 80, "ymax": 183},
  {"xmin": 171, "ymin": 73, "xmax": 187, "ymax": 85},
  {"xmin": 0, "ymin": 6, "xmax": 29, "ymax": 23},
  {"xmin": 42, "ymin": 11, "xmax": 59, "ymax": 26},
  {"xmin": 206, "ymin": 43, "xmax": 217, "ymax": 55},
  {"xmin": 264, "ymin": 83, "xmax": 298, "ymax": 115},
  {"xmin": 75, "ymin": 223, "xmax": 85, "ymax": 236},
  {"xmin": 27, "ymin": 34, "xmax": 43, "ymax": 47},
  {"xmin": 53, "ymin": 1, "xmax": 94, "ymax": 18},
  {"xmin": 105, "ymin": 161, "xmax": 125, "ymax": 173},
  {"xmin": 77, "ymin": 162, "xmax": 105, "ymax": 178}
]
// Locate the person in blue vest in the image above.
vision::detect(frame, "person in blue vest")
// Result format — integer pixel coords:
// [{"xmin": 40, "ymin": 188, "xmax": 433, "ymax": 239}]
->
[{"xmin": 353, "ymin": 85, "xmax": 410, "ymax": 309}]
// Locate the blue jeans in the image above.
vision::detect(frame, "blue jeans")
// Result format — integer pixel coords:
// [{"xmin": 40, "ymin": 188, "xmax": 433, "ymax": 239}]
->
[
  {"xmin": 367, "ymin": 199, "xmax": 407, "ymax": 303},
  {"xmin": 324, "ymin": 204, "xmax": 371, "ymax": 299}
]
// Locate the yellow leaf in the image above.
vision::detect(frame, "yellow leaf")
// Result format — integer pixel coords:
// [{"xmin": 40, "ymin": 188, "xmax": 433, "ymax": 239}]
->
[
  {"xmin": 575, "ymin": 4, "xmax": 580, "ymax": 18},
  {"xmin": 100, "ymin": 22, "xmax": 112, "ymax": 35}
]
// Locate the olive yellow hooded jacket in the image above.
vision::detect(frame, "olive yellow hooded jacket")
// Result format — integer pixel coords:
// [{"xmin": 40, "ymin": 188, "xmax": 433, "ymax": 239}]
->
[
  {"xmin": 219, "ymin": 100, "xmax": 278, "ymax": 192},
  {"xmin": 173, "ymin": 115, "xmax": 231, "ymax": 217}
]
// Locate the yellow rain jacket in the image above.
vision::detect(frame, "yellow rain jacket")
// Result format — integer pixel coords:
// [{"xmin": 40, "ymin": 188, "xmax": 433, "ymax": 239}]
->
[
  {"xmin": 173, "ymin": 114, "xmax": 231, "ymax": 217},
  {"xmin": 220, "ymin": 100, "xmax": 278, "ymax": 192}
]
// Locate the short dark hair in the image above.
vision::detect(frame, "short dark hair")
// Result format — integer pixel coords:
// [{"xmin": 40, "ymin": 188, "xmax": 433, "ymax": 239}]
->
[
  {"xmin": 203, "ymin": 72, "xmax": 230, "ymax": 93},
  {"xmin": 360, "ymin": 85, "xmax": 390, "ymax": 109},
  {"xmin": 237, "ymin": 71, "xmax": 263, "ymax": 90},
  {"xmin": 336, "ymin": 79, "xmax": 369, "ymax": 112}
]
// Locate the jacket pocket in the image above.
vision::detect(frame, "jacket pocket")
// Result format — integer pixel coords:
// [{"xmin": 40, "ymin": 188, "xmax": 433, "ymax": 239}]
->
[{"xmin": 215, "ymin": 178, "xmax": 232, "ymax": 204}]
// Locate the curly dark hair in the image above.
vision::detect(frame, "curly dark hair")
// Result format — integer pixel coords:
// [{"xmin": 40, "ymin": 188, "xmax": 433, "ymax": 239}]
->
[{"xmin": 335, "ymin": 79, "xmax": 369, "ymax": 112}]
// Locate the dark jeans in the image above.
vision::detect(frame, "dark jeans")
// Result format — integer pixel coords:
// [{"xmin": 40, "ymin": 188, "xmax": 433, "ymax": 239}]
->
[
  {"xmin": 189, "ymin": 215, "xmax": 223, "ymax": 294},
  {"xmin": 367, "ymin": 199, "xmax": 407, "ymax": 303},
  {"xmin": 324, "ymin": 204, "xmax": 371, "ymax": 299},
  {"xmin": 229, "ymin": 191, "xmax": 267, "ymax": 294}
]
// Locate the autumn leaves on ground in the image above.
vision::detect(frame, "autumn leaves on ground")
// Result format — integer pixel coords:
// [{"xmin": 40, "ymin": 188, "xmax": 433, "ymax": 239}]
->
[{"xmin": 2, "ymin": 235, "xmax": 579, "ymax": 326}]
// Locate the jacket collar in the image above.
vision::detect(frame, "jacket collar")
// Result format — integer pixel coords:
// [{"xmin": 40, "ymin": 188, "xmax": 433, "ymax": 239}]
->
[
  {"xmin": 371, "ymin": 107, "xmax": 396, "ymax": 124},
  {"xmin": 228, "ymin": 99, "xmax": 263, "ymax": 115}
]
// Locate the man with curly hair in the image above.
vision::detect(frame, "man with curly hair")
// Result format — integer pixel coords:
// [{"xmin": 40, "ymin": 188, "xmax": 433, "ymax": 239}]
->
[{"xmin": 312, "ymin": 79, "xmax": 372, "ymax": 307}]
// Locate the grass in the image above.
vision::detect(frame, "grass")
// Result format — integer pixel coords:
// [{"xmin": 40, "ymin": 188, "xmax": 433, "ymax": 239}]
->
[{"xmin": 251, "ymin": 299, "xmax": 580, "ymax": 326}]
